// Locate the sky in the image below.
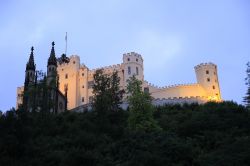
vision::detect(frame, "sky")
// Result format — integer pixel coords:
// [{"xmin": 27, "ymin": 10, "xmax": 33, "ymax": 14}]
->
[{"xmin": 0, "ymin": 0, "xmax": 249, "ymax": 111}]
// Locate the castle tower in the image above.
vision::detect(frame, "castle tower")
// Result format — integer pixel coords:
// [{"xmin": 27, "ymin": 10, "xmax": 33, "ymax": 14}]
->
[
  {"xmin": 195, "ymin": 63, "xmax": 221, "ymax": 101},
  {"xmin": 47, "ymin": 41, "xmax": 58, "ymax": 86},
  {"xmin": 122, "ymin": 52, "xmax": 144, "ymax": 87},
  {"xmin": 57, "ymin": 55, "xmax": 80, "ymax": 110}
]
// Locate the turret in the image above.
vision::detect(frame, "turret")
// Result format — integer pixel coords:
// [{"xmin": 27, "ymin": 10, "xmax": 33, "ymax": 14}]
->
[
  {"xmin": 24, "ymin": 46, "xmax": 36, "ymax": 87},
  {"xmin": 122, "ymin": 52, "xmax": 144, "ymax": 86},
  {"xmin": 195, "ymin": 63, "xmax": 222, "ymax": 101},
  {"xmin": 47, "ymin": 41, "xmax": 57, "ymax": 86}
]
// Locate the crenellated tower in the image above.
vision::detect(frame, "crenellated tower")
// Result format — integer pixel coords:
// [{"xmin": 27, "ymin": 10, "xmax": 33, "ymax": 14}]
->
[
  {"xmin": 195, "ymin": 63, "xmax": 221, "ymax": 101},
  {"xmin": 122, "ymin": 52, "xmax": 144, "ymax": 87}
]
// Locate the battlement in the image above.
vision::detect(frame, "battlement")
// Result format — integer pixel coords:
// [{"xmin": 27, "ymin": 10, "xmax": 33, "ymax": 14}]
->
[
  {"xmin": 123, "ymin": 52, "xmax": 143, "ymax": 61},
  {"xmin": 58, "ymin": 55, "xmax": 80, "ymax": 68},
  {"xmin": 89, "ymin": 63, "xmax": 122, "ymax": 73},
  {"xmin": 145, "ymin": 80, "xmax": 198, "ymax": 90},
  {"xmin": 194, "ymin": 62, "xmax": 217, "ymax": 69}
]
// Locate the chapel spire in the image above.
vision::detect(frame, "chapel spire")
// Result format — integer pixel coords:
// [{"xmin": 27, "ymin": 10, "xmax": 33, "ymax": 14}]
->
[
  {"xmin": 26, "ymin": 46, "xmax": 36, "ymax": 71},
  {"xmin": 47, "ymin": 41, "xmax": 57, "ymax": 66}
]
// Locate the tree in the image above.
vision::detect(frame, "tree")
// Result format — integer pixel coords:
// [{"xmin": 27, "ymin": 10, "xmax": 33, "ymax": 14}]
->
[
  {"xmin": 92, "ymin": 69, "xmax": 124, "ymax": 113},
  {"xmin": 243, "ymin": 62, "xmax": 250, "ymax": 109},
  {"xmin": 126, "ymin": 75, "xmax": 161, "ymax": 132}
]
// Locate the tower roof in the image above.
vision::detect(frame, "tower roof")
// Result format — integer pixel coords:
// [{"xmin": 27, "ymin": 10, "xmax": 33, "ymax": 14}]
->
[
  {"xmin": 48, "ymin": 41, "xmax": 57, "ymax": 66},
  {"xmin": 26, "ymin": 46, "xmax": 36, "ymax": 71}
]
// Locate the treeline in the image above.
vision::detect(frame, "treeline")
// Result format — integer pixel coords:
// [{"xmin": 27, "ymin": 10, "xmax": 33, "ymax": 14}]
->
[
  {"xmin": 1, "ymin": 102, "xmax": 250, "ymax": 166},
  {"xmin": 0, "ymin": 70, "xmax": 250, "ymax": 165}
]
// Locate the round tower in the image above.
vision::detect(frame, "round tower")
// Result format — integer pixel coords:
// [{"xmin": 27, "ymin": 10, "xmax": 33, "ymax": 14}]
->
[
  {"xmin": 122, "ymin": 52, "xmax": 144, "ymax": 86},
  {"xmin": 195, "ymin": 63, "xmax": 221, "ymax": 101}
]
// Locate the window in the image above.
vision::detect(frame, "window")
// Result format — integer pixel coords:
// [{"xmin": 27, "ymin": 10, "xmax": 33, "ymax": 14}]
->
[
  {"xmin": 73, "ymin": 61, "xmax": 75, "ymax": 64},
  {"xmin": 136, "ymin": 58, "xmax": 138, "ymax": 62},
  {"xmin": 65, "ymin": 74, "xmax": 68, "ymax": 79},
  {"xmin": 206, "ymin": 70, "xmax": 209, "ymax": 74},
  {"xmin": 136, "ymin": 67, "xmax": 139, "ymax": 75},
  {"xmin": 207, "ymin": 78, "xmax": 210, "ymax": 82},
  {"xmin": 214, "ymin": 72, "xmax": 216, "ymax": 75},
  {"xmin": 88, "ymin": 81, "xmax": 94, "ymax": 89},
  {"xmin": 82, "ymin": 85, "xmax": 84, "ymax": 88},
  {"xmin": 128, "ymin": 66, "xmax": 131, "ymax": 75},
  {"xmin": 213, "ymin": 85, "xmax": 215, "ymax": 89},
  {"xmin": 82, "ymin": 73, "xmax": 84, "ymax": 76},
  {"xmin": 127, "ymin": 58, "xmax": 130, "ymax": 61},
  {"xmin": 144, "ymin": 87, "xmax": 149, "ymax": 93},
  {"xmin": 82, "ymin": 97, "xmax": 84, "ymax": 102}
]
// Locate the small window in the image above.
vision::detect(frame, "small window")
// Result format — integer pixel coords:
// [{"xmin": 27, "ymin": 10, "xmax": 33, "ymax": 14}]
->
[
  {"xmin": 127, "ymin": 58, "xmax": 130, "ymax": 61},
  {"xmin": 88, "ymin": 81, "xmax": 94, "ymax": 89},
  {"xmin": 136, "ymin": 67, "xmax": 139, "ymax": 75},
  {"xmin": 65, "ymin": 74, "xmax": 68, "ymax": 79},
  {"xmin": 207, "ymin": 78, "xmax": 210, "ymax": 82},
  {"xmin": 136, "ymin": 58, "xmax": 138, "ymax": 62},
  {"xmin": 82, "ymin": 85, "xmax": 84, "ymax": 88},
  {"xmin": 144, "ymin": 87, "xmax": 149, "ymax": 93},
  {"xmin": 62, "ymin": 69, "xmax": 64, "ymax": 71},
  {"xmin": 82, "ymin": 97, "xmax": 84, "ymax": 102},
  {"xmin": 82, "ymin": 73, "xmax": 84, "ymax": 76},
  {"xmin": 216, "ymin": 93, "xmax": 218, "ymax": 96},
  {"xmin": 213, "ymin": 85, "xmax": 215, "ymax": 89},
  {"xmin": 73, "ymin": 61, "xmax": 75, "ymax": 64},
  {"xmin": 128, "ymin": 66, "xmax": 131, "ymax": 75},
  {"xmin": 206, "ymin": 70, "xmax": 209, "ymax": 74}
]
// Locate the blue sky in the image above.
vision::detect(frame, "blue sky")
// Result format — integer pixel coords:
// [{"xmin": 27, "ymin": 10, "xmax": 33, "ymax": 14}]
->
[{"xmin": 0, "ymin": 0, "xmax": 249, "ymax": 111}]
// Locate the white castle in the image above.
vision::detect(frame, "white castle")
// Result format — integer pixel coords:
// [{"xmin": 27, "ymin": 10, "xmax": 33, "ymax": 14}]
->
[{"xmin": 17, "ymin": 51, "xmax": 222, "ymax": 110}]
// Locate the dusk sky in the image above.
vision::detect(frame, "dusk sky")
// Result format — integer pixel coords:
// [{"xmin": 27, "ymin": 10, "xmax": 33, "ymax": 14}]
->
[{"xmin": 0, "ymin": 0, "xmax": 249, "ymax": 111}]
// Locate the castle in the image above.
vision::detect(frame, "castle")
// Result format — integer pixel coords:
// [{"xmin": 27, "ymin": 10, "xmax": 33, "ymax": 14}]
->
[{"xmin": 17, "ymin": 43, "xmax": 222, "ymax": 111}]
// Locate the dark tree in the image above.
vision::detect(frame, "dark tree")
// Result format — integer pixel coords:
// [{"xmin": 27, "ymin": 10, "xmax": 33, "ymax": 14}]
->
[{"xmin": 92, "ymin": 69, "xmax": 123, "ymax": 113}]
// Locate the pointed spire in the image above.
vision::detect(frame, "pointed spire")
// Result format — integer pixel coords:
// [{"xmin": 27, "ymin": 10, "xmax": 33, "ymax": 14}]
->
[
  {"xmin": 48, "ymin": 41, "xmax": 57, "ymax": 66},
  {"xmin": 26, "ymin": 46, "xmax": 36, "ymax": 71}
]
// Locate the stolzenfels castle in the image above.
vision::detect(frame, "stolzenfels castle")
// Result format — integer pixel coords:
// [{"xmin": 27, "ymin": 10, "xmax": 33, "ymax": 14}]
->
[{"xmin": 17, "ymin": 42, "xmax": 222, "ymax": 111}]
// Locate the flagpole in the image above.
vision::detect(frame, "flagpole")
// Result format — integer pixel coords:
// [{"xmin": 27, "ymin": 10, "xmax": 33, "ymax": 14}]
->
[{"xmin": 65, "ymin": 32, "xmax": 67, "ymax": 55}]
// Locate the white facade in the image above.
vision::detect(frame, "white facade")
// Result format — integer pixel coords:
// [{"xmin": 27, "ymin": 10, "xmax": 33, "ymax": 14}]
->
[{"xmin": 55, "ymin": 52, "xmax": 222, "ymax": 110}]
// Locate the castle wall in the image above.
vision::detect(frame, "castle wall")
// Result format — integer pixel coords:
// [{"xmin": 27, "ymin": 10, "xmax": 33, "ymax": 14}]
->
[{"xmin": 147, "ymin": 83, "xmax": 207, "ymax": 99}]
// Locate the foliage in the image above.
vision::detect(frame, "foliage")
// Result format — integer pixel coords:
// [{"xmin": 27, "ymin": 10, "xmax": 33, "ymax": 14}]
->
[
  {"xmin": 126, "ymin": 75, "xmax": 161, "ymax": 132},
  {"xmin": 1, "ymin": 101, "xmax": 250, "ymax": 165},
  {"xmin": 92, "ymin": 69, "xmax": 124, "ymax": 113}
]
